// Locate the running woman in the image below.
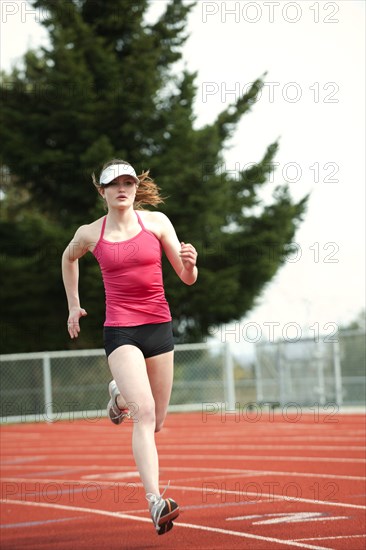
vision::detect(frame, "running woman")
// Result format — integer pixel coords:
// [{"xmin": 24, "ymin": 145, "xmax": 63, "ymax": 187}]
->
[{"xmin": 61, "ymin": 159, "xmax": 198, "ymax": 535}]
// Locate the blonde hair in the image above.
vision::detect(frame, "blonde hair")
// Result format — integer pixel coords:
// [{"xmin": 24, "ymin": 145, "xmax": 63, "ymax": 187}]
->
[{"xmin": 92, "ymin": 159, "xmax": 165, "ymax": 208}]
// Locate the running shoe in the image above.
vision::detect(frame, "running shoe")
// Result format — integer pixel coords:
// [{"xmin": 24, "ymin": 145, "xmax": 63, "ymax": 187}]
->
[
  {"xmin": 107, "ymin": 380, "xmax": 130, "ymax": 425},
  {"xmin": 146, "ymin": 492, "xmax": 179, "ymax": 535}
]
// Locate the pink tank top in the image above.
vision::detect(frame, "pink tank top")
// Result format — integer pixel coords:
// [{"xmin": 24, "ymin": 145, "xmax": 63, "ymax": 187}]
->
[{"xmin": 92, "ymin": 212, "xmax": 172, "ymax": 327}]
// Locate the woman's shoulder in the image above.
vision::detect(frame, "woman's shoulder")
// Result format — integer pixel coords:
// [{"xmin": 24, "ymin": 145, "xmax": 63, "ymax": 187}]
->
[
  {"xmin": 137, "ymin": 210, "xmax": 171, "ymax": 239},
  {"xmin": 137, "ymin": 210, "xmax": 174, "ymax": 240},
  {"xmin": 73, "ymin": 216, "xmax": 105, "ymax": 245},
  {"xmin": 137, "ymin": 210, "xmax": 169, "ymax": 224}
]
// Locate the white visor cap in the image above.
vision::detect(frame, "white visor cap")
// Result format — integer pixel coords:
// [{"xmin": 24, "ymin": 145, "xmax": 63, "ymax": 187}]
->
[{"xmin": 99, "ymin": 163, "xmax": 139, "ymax": 185}]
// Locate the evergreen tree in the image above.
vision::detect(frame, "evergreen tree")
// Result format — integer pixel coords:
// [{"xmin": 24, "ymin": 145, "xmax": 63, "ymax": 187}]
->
[{"xmin": 0, "ymin": 0, "xmax": 308, "ymax": 351}]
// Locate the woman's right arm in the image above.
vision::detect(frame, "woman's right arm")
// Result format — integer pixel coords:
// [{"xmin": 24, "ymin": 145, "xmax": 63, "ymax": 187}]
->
[{"xmin": 61, "ymin": 226, "xmax": 89, "ymax": 339}]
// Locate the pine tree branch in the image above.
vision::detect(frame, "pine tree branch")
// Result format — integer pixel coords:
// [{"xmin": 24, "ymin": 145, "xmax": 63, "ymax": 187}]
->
[{"xmin": 215, "ymin": 73, "xmax": 267, "ymax": 141}]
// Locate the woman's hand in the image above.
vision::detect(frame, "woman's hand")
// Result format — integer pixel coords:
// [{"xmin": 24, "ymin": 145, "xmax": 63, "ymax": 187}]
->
[
  {"xmin": 67, "ymin": 307, "xmax": 88, "ymax": 339},
  {"xmin": 179, "ymin": 242, "xmax": 198, "ymax": 272}
]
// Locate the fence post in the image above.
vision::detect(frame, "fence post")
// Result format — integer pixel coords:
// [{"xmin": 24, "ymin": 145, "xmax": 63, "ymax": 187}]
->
[
  {"xmin": 315, "ymin": 343, "xmax": 326, "ymax": 405},
  {"xmin": 43, "ymin": 353, "xmax": 53, "ymax": 418},
  {"xmin": 333, "ymin": 340, "xmax": 343, "ymax": 406},
  {"xmin": 277, "ymin": 342, "xmax": 285, "ymax": 407},
  {"xmin": 254, "ymin": 346, "xmax": 263, "ymax": 403},
  {"xmin": 224, "ymin": 343, "xmax": 236, "ymax": 411}
]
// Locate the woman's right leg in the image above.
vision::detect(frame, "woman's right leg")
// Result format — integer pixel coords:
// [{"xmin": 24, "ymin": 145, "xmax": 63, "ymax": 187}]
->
[{"xmin": 107, "ymin": 344, "xmax": 160, "ymax": 497}]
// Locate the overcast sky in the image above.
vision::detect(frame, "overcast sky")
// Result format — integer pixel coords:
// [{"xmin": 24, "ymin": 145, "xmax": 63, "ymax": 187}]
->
[{"xmin": 1, "ymin": 0, "xmax": 365, "ymax": 346}]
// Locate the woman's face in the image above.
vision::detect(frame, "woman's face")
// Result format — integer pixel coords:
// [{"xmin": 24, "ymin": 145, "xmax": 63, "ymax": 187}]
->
[{"xmin": 100, "ymin": 175, "xmax": 138, "ymax": 209}]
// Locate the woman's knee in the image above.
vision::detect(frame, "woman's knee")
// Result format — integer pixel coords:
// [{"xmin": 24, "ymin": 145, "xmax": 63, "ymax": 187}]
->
[{"xmin": 136, "ymin": 399, "xmax": 156, "ymax": 424}]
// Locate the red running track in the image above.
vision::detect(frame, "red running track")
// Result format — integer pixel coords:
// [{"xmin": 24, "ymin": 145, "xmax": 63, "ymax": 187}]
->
[{"xmin": 1, "ymin": 410, "xmax": 365, "ymax": 549}]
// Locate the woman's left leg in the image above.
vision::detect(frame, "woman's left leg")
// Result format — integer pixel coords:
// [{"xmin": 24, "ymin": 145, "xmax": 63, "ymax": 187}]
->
[{"xmin": 145, "ymin": 350, "xmax": 174, "ymax": 432}]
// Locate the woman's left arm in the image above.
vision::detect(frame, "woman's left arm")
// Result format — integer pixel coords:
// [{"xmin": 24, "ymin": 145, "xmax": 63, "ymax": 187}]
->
[{"xmin": 158, "ymin": 213, "xmax": 198, "ymax": 285}]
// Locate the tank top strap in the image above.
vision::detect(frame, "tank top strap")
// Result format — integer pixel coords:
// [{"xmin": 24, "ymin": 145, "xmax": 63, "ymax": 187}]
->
[
  {"xmin": 135, "ymin": 211, "xmax": 146, "ymax": 230},
  {"xmin": 100, "ymin": 216, "xmax": 107, "ymax": 239}
]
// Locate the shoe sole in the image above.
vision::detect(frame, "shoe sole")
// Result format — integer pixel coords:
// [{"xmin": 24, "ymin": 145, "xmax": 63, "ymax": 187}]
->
[
  {"xmin": 157, "ymin": 521, "xmax": 174, "ymax": 535},
  {"xmin": 158, "ymin": 499, "xmax": 179, "ymax": 526},
  {"xmin": 107, "ymin": 399, "xmax": 127, "ymax": 425},
  {"xmin": 107, "ymin": 381, "xmax": 130, "ymax": 425}
]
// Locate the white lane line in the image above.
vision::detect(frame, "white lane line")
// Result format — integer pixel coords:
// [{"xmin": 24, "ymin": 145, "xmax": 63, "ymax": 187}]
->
[
  {"xmin": 175, "ymin": 521, "xmax": 332, "ymax": 550},
  {"xmin": 144, "ymin": 430, "xmax": 366, "ymax": 436},
  {"xmin": 172, "ymin": 471, "xmax": 365, "ymax": 485},
  {"xmin": 161, "ymin": 444, "xmax": 366, "ymax": 451},
  {"xmin": 3, "ymin": 479, "xmax": 363, "ymax": 511},
  {"xmin": 4, "ymin": 437, "xmax": 365, "ymax": 446},
  {"xmin": 161, "ymin": 454, "xmax": 366, "ymax": 463},
  {"xmin": 3, "ymin": 444, "xmax": 365, "ymax": 452},
  {"xmin": 4, "ymin": 429, "xmax": 365, "ymax": 438},
  {"xmin": 0, "ymin": 499, "xmax": 332, "ymax": 550},
  {"xmin": 0, "ymin": 456, "xmax": 48, "ymax": 465},
  {"xmin": 0, "ymin": 498, "xmax": 151, "ymax": 523},
  {"xmin": 158, "ymin": 467, "xmax": 366, "ymax": 482},
  {"xmin": 2, "ymin": 453, "xmax": 364, "ymax": 463},
  {"xmin": 293, "ymin": 534, "xmax": 366, "ymax": 542},
  {"xmin": 165, "ymin": 454, "xmax": 365, "ymax": 464},
  {"xmin": 167, "ymin": 429, "xmax": 366, "ymax": 436},
  {"xmin": 0, "ymin": 476, "xmax": 140, "ymax": 489},
  {"xmin": 167, "ymin": 484, "xmax": 366, "ymax": 511},
  {"xmin": 226, "ymin": 513, "xmax": 349, "ymax": 524},
  {"xmin": 2, "ymin": 461, "xmax": 365, "ymax": 485},
  {"xmin": 81, "ymin": 467, "xmax": 365, "ymax": 482},
  {"xmin": 0, "ymin": 465, "xmax": 132, "ymax": 472}
]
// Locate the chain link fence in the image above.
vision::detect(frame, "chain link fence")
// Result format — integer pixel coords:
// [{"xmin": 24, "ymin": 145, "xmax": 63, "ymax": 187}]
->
[
  {"xmin": 253, "ymin": 330, "xmax": 365, "ymax": 407},
  {"xmin": 1, "ymin": 330, "xmax": 364, "ymax": 423},
  {"xmin": 0, "ymin": 342, "xmax": 234, "ymax": 423}
]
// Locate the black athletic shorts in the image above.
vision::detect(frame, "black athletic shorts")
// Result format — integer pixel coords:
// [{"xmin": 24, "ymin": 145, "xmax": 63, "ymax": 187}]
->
[{"xmin": 103, "ymin": 321, "xmax": 174, "ymax": 359}]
